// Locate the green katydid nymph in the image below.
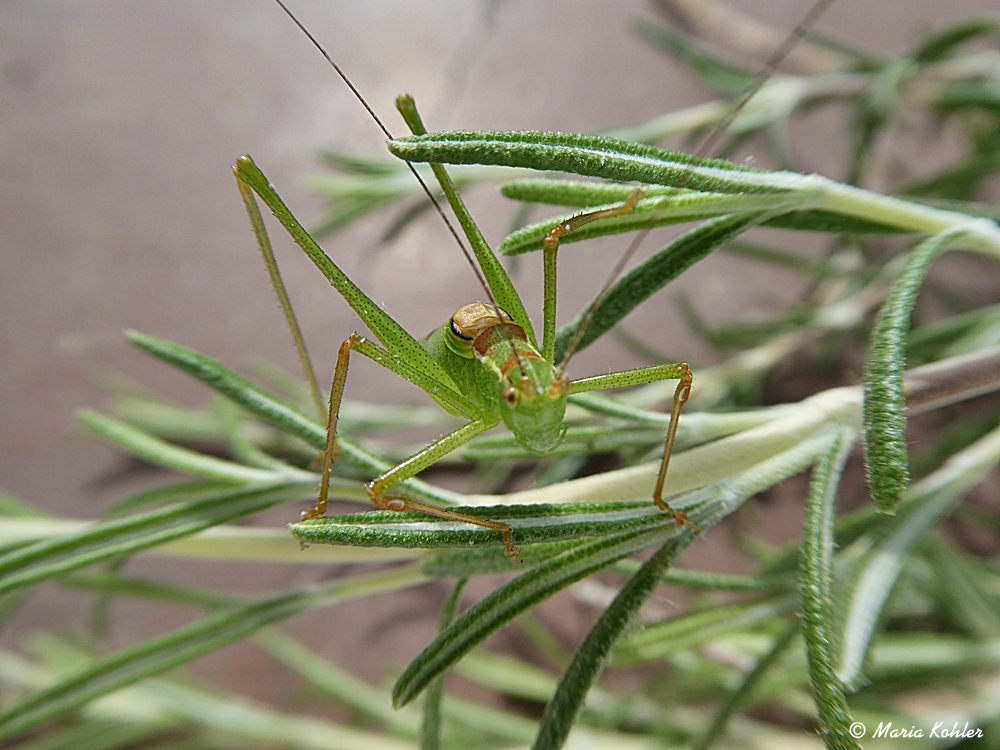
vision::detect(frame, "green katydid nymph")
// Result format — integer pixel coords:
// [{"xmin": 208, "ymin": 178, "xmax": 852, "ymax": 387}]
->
[
  {"xmin": 232, "ymin": 2, "xmax": 696, "ymax": 564},
  {"xmin": 233, "ymin": 149, "xmax": 693, "ymax": 564}
]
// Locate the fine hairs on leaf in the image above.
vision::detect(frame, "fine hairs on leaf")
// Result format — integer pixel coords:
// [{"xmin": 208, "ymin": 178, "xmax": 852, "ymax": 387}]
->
[{"xmin": 863, "ymin": 227, "xmax": 973, "ymax": 514}]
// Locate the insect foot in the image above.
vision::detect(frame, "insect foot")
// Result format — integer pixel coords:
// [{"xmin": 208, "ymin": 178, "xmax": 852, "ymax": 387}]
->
[{"xmin": 369, "ymin": 487, "xmax": 523, "ymax": 565}]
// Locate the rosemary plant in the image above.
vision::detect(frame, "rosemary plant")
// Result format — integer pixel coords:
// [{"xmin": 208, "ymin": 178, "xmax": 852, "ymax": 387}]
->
[{"xmin": 3, "ymin": 4, "xmax": 1000, "ymax": 749}]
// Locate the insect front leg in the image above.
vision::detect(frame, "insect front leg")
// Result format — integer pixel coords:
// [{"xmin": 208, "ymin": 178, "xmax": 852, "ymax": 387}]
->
[
  {"xmin": 569, "ymin": 362, "xmax": 695, "ymax": 529},
  {"xmin": 540, "ymin": 187, "xmax": 645, "ymax": 363},
  {"xmin": 369, "ymin": 494, "xmax": 520, "ymax": 564},
  {"xmin": 366, "ymin": 418, "xmax": 522, "ymax": 563}
]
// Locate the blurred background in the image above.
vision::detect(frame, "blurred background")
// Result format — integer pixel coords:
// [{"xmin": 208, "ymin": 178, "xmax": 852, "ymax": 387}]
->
[{"xmin": 2, "ymin": 0, "xmax": 998, "ymax": 713}]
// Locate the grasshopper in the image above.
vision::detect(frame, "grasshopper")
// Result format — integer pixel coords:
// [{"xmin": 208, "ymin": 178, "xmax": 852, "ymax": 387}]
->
[
  {"xmin": 233, "ymin": 0, "xmax": 831, "ymax": 563},
  {"xmin": 234, "ymin": 143, "xmax": 690, "ymax": 564}
]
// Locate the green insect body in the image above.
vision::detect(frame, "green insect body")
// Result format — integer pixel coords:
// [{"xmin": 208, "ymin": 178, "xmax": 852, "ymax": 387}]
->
[
  {"xmin": 425, "ymin": 302, "xmax": 569, "ymax": 453},
  {"xmin": 233, "ymin": 91, "xmax": 694, "ymax": 565}
]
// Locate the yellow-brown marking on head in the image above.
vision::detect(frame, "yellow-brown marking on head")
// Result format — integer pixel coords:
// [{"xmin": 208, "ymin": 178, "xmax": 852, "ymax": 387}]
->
[{"xmin": 446, "ymin": 302, "xmax": 514, "ymax": 358}]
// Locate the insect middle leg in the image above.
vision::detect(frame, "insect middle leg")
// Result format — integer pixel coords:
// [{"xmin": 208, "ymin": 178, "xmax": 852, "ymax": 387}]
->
[{"xmin": 569, "ymin": 362, "xmax": 696, "ymax": 529}]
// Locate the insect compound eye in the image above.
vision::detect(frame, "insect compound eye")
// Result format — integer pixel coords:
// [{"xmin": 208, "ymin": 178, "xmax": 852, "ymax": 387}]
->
[{"xmin": 502, "ymin": 387, "xmax": 519, "ymax": 406}]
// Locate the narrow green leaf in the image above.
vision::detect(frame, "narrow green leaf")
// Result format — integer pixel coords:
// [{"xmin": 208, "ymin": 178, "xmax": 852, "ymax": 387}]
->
[
  {"xmin": 292, "ymin": 501, "xmax": 675, "ymax": 551},
  {"xmin": 7, "ymin": 720, "xmax": 163, "ymax": 750},
  {"xmin": 126, "ymin": 330, "xmax": 463, "ymax": 506},
  {"xmin": 936, "ymin": 79, "xmax": 1000, "ymax": 111},
  {"xmin": 0, "ymin": 490, "xmax": 45, "ymax": 519},
  {"xmin": 500, "ymin": 178, "xmax": 683, "ymax": 208},
  {"xmin": 378, "ymin": 197, "xmax": 436, "ymax": 245},
  {"xmin": 395, "ymin": 427, "xmax": 836, "ymax": 708},
  {"xmin": 454, "ymin": 651, "xmax": 560, "ymax": 704},
  {"xmin": 105, "ymin": 396, "xmax": 225, "ymax": 444},
  {"xmin": 922, "ymin": 534, "xmax": 1000, "ymax": 638},
  {"xmin": 214, "ymin": 395, "xmax": 294, "ymax": 472},
  {"xmin": 906, "ymin": 197, "xmax": 1000, "ymax": 224},
  {"xmin": 392, "ymin": 524, "xmax": 685, "ymax": 708},
  {"xmin": 765, "ymin": 210, "xmax": 908, "ymax": 234},
  {"xmin": 105, "ymin": 480, "xmax": 237, "ymax": 516},
  {"xmin": 419, "ymin": 540, "xmax": 585, "ymax": 578},
  {"xmin": 531, "ymin": 538, "xmax": 686, "ymax": 750},
  {"xmin": 421, "ymin": 578, "xmax": 467, "ymax": 750},
  {"xmin": 77, "ymin": 410, "xmax": 287, "ymax": 484},
  {"xmin": 839, "ymin": 422, "xmax": 1000, "ymax": 688},
  {"xmin": 0, "ymin": 484, "xmax": 301, "ymax": 597},
  {"xmin": 388, "ymin": 131, "xmax": 787, "ymax": 195},
  {"xmin": 863, "ymin": 229, "xmax": 968, "ymax": 512},
  {"xmin": 800, "ymin": 431, "xmax": 860, "ymax": 750},
  {"xmin": 555, "ymin": 213, "xmax": 763, "ymax": 361},
  {"xmin": 256, "ymin": 629, "xmax": 418, "ymax": 736},
  {"xmin": 499, "ymin": 192, "xmax": 796, "ymax": 257},
  {"xmin": 498, "ymin": 178, "xmax": 902, "ymax": 241},
  {"xmin": 866, "ymin": 633, "xmax": 1000, "ymax": 680},
  {"xmin": 760, "ymin": 504, "xmax": 883, "ymax": 578},
  {"xmin": 127, "ymin": 330, "xmax": 326, "ymax": 448},
  {"xmin": 63, "ymin": 571, "xmax": 236, "ymax": 609},
  {"xmin": 614, "ymin": 595, "xmax": 797, "ymax": 664},
  {"xmin": 19, "ymin": 633, "xmax": 417, "ymax": 750},
  {"xmin": 286, "ymin": 625, "xmax": 535, "ymax": 745},
  {"xmin": 612, "ymin": 560, "xmax": 788, "ymax": 591},
  {"xmin": 632, "ymin": 17, "xmax": 754, "ymax": 96},
  {"xmin": 902, "ymin": 152, "xmax": 1000, "ymax": 200},
  {"xmin": 0, "ymin": 565, "xmax": 427, "ymax": 740},
  {"xmin": 692, "ymin": 623, "xmax": 799, "ymax": 750},
  {"xmin": 318, "ymin": 149, "xmax": 405, "ymax": 176},
  {"xmin": 912, "ymin": 18, "xmax": 999, "ymax": 62}
]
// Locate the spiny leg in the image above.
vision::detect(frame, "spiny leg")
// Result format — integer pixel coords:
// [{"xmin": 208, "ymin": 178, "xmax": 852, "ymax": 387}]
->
[
  {"xmin": 541, "ymin": 187, "xmax": 645, "ymax": 363},
  {"xmin": 538, "ymin": 187, "xmax": 695, "ymax": 526},
  {"xmin": 651, "ymin": 365, "xmax": 694, "ymax": 527},
  {"xmin": 235, "ymin": 156, "xmax": 474, "ymax": 408},
  {"xmin": 366, "ymin": 418, "xmax": 522, "ymax": 563},
  {"xmin": 305, "ymin": 333, "xmax": 360, "ymax": 521},
  {"xmin": 569, "ymin": 361, "xmax": 696, "ymax": 529}
]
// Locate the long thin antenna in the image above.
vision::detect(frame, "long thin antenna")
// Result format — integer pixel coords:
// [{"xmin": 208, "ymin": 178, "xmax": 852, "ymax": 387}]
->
[
  {"xmin": 558, "ymin": 0, "xmax": 837, "ymax": 371},
  {"xmin": 272, "ymin": 0, "xmax": 496, "ymax": 304}
]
